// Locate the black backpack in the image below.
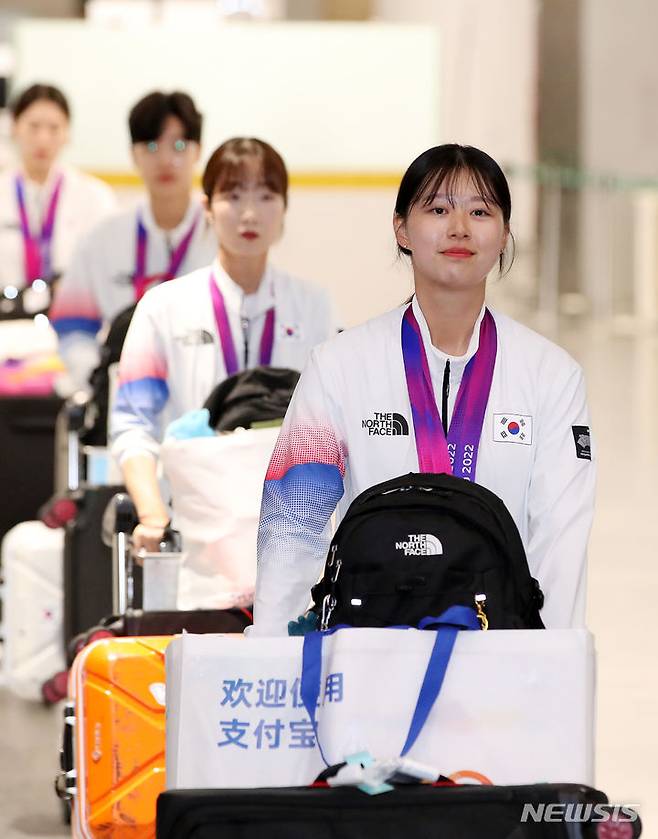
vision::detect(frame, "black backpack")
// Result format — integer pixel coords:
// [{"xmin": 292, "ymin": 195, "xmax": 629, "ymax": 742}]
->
[
  {"xmin": 203, "ymin": 366, "xmax": 300, "ymax": 431},
  {"xmin": 311, "ymin": 472, "xmax": 544, "ymax": 631},
  {"xmin": 80, "ymin": 304, "xmax": 137, "ymax": 446}
]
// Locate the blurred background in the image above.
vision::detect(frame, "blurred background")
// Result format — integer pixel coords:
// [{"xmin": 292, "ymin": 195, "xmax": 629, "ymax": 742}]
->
[
  {"xmin": 0, "ymin": 1, "xmax": 655, "ymax": 836},
  {"xmin": 4, "ymin": 0, "xmax": 658, "ymax": 329}
]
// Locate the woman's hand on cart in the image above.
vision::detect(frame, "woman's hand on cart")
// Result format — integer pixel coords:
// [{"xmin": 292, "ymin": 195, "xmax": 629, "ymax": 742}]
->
[{"xmin": 131, "ymin": 517, "xmax": 169, "ymax": 556}]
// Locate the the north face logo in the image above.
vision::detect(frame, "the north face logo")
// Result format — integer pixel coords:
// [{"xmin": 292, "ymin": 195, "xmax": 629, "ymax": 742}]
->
[
  {"xmin": 362, "ymin": 412, "xmax": 409, "ymax": 436},
  {"xmin": 176, "ymin": 329, "xmax": 215, "ymax": 346},
  {"xmin": 395, "ymin": 533, "xmax": 443, "ymax": 556}
]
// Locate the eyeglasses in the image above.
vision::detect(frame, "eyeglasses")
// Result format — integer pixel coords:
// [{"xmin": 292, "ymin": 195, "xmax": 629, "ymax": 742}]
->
[{"xmin": 143, "ymin": 139, "xmax": 191, "ymax": 155}]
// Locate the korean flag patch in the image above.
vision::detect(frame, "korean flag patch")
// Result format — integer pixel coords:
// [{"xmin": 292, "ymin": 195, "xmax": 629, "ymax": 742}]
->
[
  {"xmin": 278, "ymin": 323, "xmax": 301, "ymax": 341},
  {"xmin": 493, "ymin": 413, "xmax": 533, "ymax": 445},
  {"xmin": 572, "ymin": 425, "xmax": 591, "ymax": 460}
]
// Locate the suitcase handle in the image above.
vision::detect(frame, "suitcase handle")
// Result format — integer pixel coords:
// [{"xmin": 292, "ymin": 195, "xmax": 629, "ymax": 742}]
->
[
  {"xmin": 54, "ymin": 702, "xmax": 76, "ymax": 801},
  {"xmin": 102, "ymin": 492, "xmax": 138, "ymax": 544},
  {"xmin": 161, "ymin": 525, "xmax": 182, "ymax": 553},
  {"xmin": 62, "ymin": 392, "xmax": 89, "ymax": 433},
  {"xmin": 54, "ymin": 392, "xmax": 89, "ymax": 493},
  {"xmin": 103, "ymin": 493, "xmax": 138, "ymax": 614}
]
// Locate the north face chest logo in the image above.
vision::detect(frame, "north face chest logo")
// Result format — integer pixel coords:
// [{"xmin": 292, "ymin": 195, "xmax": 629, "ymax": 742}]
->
[
  {"xmin": 395, "ymin": 533, "xmax": 443, "ymax": 556},
  {"xmin": 176, "ymin": 329, "xmax": 215, "ymax": 346},
  {"xmin": 361, "ymin": 412, "xmax": 409, "ymax": 436}
]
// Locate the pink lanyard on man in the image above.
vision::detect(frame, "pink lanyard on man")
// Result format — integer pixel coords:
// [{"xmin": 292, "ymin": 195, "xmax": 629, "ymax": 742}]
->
[
  {"xmin": 14, "ymin": 173, "xmax": 64, "ymax": 285},
  {"xmin": 132, "ymin": 209, "xmax": 200, "ymax": 301},
  {"xmin": 209, "ymin": 272, "xmax": 275, "ymax": 375},
  {"xmin": 401, "ymin": 302, "xmax": 497, "ymax": 480}
]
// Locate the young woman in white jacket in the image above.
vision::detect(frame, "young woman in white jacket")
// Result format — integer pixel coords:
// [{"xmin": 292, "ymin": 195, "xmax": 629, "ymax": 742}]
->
[
  {"xmin": 253, "ymin": 143, "xmax": 596, "ymax": 635},
  {"xmin": 110, "ymin": 137, "xmax": 336, "ymax": 553},
  {"xmin": 0, "ymin": 84, "xmax": 116, "ymax": 302}
]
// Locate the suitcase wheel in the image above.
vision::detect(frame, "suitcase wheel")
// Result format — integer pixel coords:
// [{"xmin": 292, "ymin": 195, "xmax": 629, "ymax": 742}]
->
[
  {"xmin": 85, "ymin": 627, "xmax": 116, "ymax": 645},
  {"xmin": 42, "ymin": 670, "xmax": 69, "ymax": 705}
]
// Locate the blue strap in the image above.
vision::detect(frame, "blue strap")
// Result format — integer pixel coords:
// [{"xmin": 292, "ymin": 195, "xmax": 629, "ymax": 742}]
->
[
  {"xmin": 417, "ymin": 605, "xmax": 481, "ymax": 632},
  {"xmin": 400, "ymin": 627, "xmax": 457, "ymax": 755},
  {"xmin": 300, "ymin": 606, "xmax": 479, "ymax": 766},
  {"xmin": 300, "ymin": 629, "xmax": 332, "ymax": 766},
  {"xmin": 402, "ymin": 606, "xmax": 480, "ymax": 756}
]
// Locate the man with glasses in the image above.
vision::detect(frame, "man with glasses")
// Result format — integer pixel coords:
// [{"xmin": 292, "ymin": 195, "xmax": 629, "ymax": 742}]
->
[{"xmin": 50, "ymin": 91, "xmax": 216, "ymax": 389}]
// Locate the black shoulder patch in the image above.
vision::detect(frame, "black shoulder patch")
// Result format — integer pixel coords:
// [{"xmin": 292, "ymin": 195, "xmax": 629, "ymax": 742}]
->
[{"xmin": 572, "ymin": 426, "xmax": 591, "ymax": 460}]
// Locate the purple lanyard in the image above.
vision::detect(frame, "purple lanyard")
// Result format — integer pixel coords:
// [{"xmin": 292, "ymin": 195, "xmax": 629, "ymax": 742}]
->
[
  {"xmin": 133, "ymin": 209, "xmax": 200, "ymax": 301},
  {"xmin": 401, "ymin": 303, "xmax": 497, "ymax": 480},
  {"xmin": 14, "ymin": 173, "xmax": 64, "ymax": 284},
  {"xmin": 209, "ymin": 272, "xmax": 275, "ymax": 376}
]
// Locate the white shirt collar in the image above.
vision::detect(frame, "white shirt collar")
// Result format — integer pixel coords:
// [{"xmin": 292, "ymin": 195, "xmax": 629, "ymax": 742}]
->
[
  {"xmin": 410, "ymin": 295, "xmax": 486, "ymax": 367},
  {"xmin": 19, "ymin": 164, "xmax": 65, "ymax": 198},
  {"xmin": 139, "ymin": 195, "xmax": 203, "ymax": 245},
  {"xmin": 210, "ymin": 259, "xmax": 275, "ymax": 317}
]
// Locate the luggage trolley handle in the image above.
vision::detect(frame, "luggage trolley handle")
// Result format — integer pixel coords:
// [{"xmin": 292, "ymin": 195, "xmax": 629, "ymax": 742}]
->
[
  {"xmin": 63, "ymin": 391, "xmax": 90, "ymax": 492},
  {"xmin": 102, "ymin": 492, "xmax": 181, "ymax": 615},
  {"xmin": 160, "ymin": 524, "xmax": 182, "ymax": 553},
  {"xmin": 103, "ymin": 492, "xmax": 138, "ymax": 615},
  {"xmin": 118, "ymin": 527, "xmax": 133, "ymax": 617}
]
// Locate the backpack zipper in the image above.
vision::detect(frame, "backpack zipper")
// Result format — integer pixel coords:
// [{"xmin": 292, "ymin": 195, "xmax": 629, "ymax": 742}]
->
[
  {"xmin": 320, "ymin": 594, "xmax": 336, "ymax": 631},
  {"xmin": 320, "ymin": 545, "xmax": 340, "ymax": 630}
]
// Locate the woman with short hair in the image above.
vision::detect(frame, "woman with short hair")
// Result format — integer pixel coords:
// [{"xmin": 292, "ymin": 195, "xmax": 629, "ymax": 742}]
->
[{"xmin": 111, "ymin": 137, "xmax": 337, "ymax": 557}]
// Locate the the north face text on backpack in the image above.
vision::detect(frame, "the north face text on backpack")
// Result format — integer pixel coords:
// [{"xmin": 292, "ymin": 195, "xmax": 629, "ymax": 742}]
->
[
  {"xmin": 395, "ymin": 533, "xmax": 443, "ymax": 556},
  {"xmin": 361, "ymin": 412, "xmax": 409, "ymax": 436}
]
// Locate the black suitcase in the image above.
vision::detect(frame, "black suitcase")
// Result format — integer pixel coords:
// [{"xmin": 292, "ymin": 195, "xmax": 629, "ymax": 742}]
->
[
  {"xmin": 41, "ymin": 394, "xmax": 128, "ymax": 648},
  {"xmin": 62, "ymin": 482, "xmax": 126, "ymax": 647},
  {"xmin": 0, "ymin": 395, "xmax": 62, "ymax": 541},
  {"xmin": 156, "ymin": 784, "xmax": 642, "ymax": 839}
]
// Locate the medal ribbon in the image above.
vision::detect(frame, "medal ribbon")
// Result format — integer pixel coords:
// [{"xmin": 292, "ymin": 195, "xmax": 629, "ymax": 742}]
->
[
  {"xmin": 133, "ymin": 209, "xmax": 200, "ymax": 301},
  {"xmin": 15, "ymin": 173, "xmax": 64, "ymax": 284},
  {"xmin": 401, "ymin": 302, "xmax": 497, "ymax": 480},
  {"xmin": 209, "ymin": 272, "xmax": 275, "ymax": 375}
]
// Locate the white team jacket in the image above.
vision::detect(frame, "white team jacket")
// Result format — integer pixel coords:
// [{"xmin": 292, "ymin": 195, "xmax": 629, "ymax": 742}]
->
[
  {"xmin": 50, "ymin": 197, "xmax": 216, "ymax": 387},
  {"xmin": 0, "ymin": 164, "xmax": 116, "ymax": 289},
  {"xmin": 109, "ymin": 261, "xmax": 337, "ymax": 465},
  {"xmin": 253, "ymin": 297, "xmax": 597, "ymax": 634}
]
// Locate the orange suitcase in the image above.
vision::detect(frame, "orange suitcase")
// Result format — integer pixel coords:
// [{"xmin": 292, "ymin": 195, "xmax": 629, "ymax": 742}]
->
[{"xmin": 64, "ymin": 635, "xmax": 171, "ymax": 839}]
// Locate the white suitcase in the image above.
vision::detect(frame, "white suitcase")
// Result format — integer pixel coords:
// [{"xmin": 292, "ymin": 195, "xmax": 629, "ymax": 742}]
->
[{"xmin": 1, "ymin": 520, "xmax": 65, "ymax": 700}]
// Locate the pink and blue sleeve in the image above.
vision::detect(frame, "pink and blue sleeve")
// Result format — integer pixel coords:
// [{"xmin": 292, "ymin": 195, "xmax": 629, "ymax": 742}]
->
[
  {"xmin": 49, "ymin": 285, "xmax": 102, "ymax": 340},
  {"xmin": 50, "ymin": 237, "xmax": 103, "ymax": 339},
  {"xmin": 49, "ymin": 238, "xmax": 104, "ymax": 387},
  {"xmin": 109, "ymin": 298, "xmax": 169, "ymax": 463},
  {"xmin": 252, "ymin": 350, "xmax": 346, "ymax": 636}
]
